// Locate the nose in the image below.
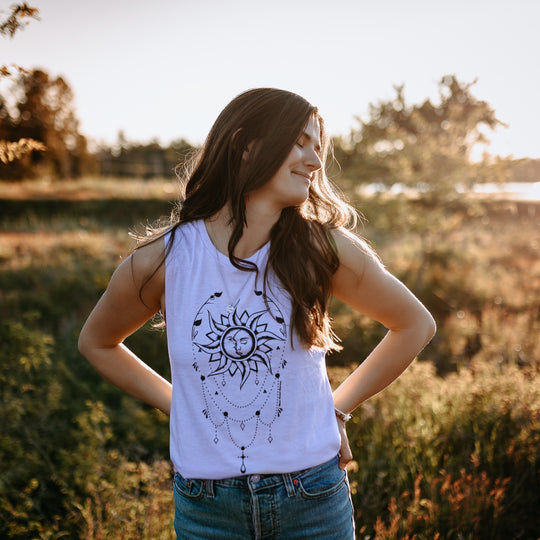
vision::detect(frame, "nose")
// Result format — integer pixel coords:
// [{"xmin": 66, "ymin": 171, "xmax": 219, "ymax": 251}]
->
[{"xmin": 305, "ymin": 148, "xmax": 322, "ymax": 172}]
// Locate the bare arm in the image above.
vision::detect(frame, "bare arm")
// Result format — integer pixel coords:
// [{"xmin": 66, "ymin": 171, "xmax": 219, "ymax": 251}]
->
[
  {"xmin": 78, "ymin": 237, "xmax": 172, "ymax": 416},
  {"xmin": 330, "ymin": 229, "xmax": 436, "ymax": 465},
  {"xmin": 331, "ymin": 228, "xmax": 436, "ymax": 411}
]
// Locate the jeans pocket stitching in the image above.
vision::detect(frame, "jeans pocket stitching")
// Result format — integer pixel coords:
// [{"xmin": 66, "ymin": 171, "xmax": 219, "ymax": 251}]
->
[
  {"xmin": 297, "ymin": 471, "xmax": 347, "ymax": 500},
  {"xmin": 174, "ymin": 475, "xmax": 205, "ymax": 500}
]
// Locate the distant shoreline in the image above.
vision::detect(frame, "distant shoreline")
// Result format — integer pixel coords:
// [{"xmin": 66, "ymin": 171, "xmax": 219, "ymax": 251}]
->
[
  {"xmin": 359, "ymin": 181, "xmax": 540, "ymax": 203},
  {"xmin": 1, "ymin": 178, "xmax": 539, "ymax": 203}
]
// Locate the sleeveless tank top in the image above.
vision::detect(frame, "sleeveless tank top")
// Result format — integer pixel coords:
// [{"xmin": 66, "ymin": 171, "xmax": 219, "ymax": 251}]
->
[{"xmin": 165, "ymin": 220, "xmax": 341, "ymax": 480}]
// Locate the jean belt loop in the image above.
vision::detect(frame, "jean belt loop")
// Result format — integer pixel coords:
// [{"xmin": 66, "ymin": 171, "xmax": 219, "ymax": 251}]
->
[
  {"xmin": 204, "ymin": 479, "xmax": 215, "ymax": 498},
  {"xmin": 282, "ymin": 473, "xmax": 296, "ymax": 498}
]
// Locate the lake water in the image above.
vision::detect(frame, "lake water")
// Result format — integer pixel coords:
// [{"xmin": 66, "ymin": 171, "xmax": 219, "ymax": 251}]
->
[
  {"xmin": 468, "ymin": 182, "xmax": 540, "ymax": 201},
  {"xmin": 360, "ymin": 182, "xmax": 540, "ymax": 202}
]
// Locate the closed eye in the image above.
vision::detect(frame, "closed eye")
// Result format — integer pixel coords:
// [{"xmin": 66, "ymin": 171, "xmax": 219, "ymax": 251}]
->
[{"xmin": 298, "ymin": 132, "xmax": 321, "ymax": 155}]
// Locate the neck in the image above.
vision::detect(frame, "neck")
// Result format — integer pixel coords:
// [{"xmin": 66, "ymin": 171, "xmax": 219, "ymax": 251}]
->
[{"xmin": 206, "ymin": 200, "xmax": 281, "ymax": 259}]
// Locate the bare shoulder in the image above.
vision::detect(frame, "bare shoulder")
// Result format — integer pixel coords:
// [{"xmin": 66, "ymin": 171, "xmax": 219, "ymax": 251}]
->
[
  {"xmin": 102, "ymin": 235, "xmax": 166, "ymax": 313},
  {"xmin": 130, "ymin": 235, "xmax": 167, "ymax": 286},
  {"xmin": 127, "ymin": 235, "xmax": 167, "ymax": 307},
  {"xmin": 330, "ymin": 227, "xmax": 383, "ymax": 279},
  {"xmin": 78, "ymin": 235, "xmax": 168, "ymax": 350},
  {"xmin": 330, "ymin": 226, "xmax": 390, "ymax": 311}
]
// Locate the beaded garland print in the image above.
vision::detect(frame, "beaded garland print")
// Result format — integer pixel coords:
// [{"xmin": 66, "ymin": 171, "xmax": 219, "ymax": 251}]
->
[{"xmin": 191, "ymin": 289, "xmax": 287, "ymax": 474}]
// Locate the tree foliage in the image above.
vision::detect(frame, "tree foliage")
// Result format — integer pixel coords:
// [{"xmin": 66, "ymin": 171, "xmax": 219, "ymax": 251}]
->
[
  {"xmin": 334, "ymin": 75, "xmax": 507, "ymax": 199},
  {"xmin": 0, "ymin": 69, "xmax": 91, "ymax": 179},
  {"xmin": 508, "ymin": 158, "xmax": 540, "ymax": 182},
  {"xmin": 0, "ymin": 3, "xmax": 47, "ymax": 168},
  {"xmin": 0, "ymin": 2, "xmax": 39, "ymax": 39},
  {"xmin": 96, "ymin": 134, "xmax": 194, "ymax": 178},
  {"xmin": 0, "ymin": 137, "xmax": 46, "ymax": 164}
]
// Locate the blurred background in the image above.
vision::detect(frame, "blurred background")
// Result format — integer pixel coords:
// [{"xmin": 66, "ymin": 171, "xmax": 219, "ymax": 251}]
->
[{"xmin": 1, "ymin": 1, "xmax": 538, "ymax": 538}]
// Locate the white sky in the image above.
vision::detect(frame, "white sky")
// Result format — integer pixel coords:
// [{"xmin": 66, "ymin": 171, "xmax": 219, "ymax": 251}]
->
[{"xmin": 3, "ymin": 0, "xmax": 539, "ymax": 158}]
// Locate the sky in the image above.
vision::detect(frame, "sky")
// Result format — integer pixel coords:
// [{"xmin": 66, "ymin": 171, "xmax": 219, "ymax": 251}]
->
[{"xmin": 3, "ymin": 0, "xmax": 540, "ymax": 159}]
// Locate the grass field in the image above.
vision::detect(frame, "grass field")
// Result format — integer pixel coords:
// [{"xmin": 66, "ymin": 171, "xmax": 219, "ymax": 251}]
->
[{"xmin": 0, "ymin": 178, "xmax": 538, "ymax": 539}]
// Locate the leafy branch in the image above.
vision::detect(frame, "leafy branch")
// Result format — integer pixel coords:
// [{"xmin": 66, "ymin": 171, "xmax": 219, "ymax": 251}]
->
[
  {"xmin": 0, "ymin": 2, "xmax": 39, "ymax": 38},
  {"xmin": 0, "ymin": 4, "xmax": 46, "ymax": 166},
  {"xmin": 0, "ymin": 138, "xmax": 46, "ymax": 164}
]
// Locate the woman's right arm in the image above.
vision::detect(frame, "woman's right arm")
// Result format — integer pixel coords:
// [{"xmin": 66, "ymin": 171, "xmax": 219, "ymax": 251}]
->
[{"xmin": 78, "ymin": 237, "xmax": 172, "ymax": 416}]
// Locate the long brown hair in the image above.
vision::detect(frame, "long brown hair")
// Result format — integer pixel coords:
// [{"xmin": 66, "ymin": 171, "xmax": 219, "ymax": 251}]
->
[{"xmin": 141, "ymin": 88, "xmax": 357, "ymax": 350}]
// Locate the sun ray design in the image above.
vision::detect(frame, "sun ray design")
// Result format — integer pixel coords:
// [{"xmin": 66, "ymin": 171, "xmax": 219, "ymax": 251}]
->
[{"xmin": 194, "ymin": 306, "xmax": 284, "ymax": 388}]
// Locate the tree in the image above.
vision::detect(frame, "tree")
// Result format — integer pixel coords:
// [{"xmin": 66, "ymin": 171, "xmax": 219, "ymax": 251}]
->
[
  {"xmin": 331, "ymin": 76, "xmax": 512, "ymax": 335},
  {"xmin": 1, "ymin": 69, "xmax": 91, "ymax": 179},
  {"xmin": 334, "ymin": 75, "xmax": 507, "ymax": 200},
  {"xmin": 96, "ymin": 135, "xmax": 194, "ymax": 178},
  {"xmin": 0, "ymin": 3, "xmax": 45, "ymax": 166}
]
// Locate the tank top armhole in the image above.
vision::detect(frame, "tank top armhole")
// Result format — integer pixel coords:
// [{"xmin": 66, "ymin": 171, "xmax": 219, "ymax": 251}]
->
[
  {"xmin": 162, "ymin": 224, "xmax": 186, "ymax": 322},
  {"xmin": 161, "ymin": 229, "xmax": 173, "ymax": 323}
]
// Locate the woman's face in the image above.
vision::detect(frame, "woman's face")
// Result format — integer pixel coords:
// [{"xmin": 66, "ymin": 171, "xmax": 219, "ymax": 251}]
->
[{"xmin": 247, "ymin": 115, "xmax": 323, "ymax": 212}]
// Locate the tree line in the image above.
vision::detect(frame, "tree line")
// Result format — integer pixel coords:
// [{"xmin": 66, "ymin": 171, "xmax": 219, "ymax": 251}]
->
[
  {"xmin": 1, "ymin": 4, "xmax": 539, "ymax": 188},
  {"xmin": 0, "ymin": 67, "xmax": 195, "ymax": 180},
  {"xmin": 2, "ymin": 67, "xmax": 539, "ymax": 187}
]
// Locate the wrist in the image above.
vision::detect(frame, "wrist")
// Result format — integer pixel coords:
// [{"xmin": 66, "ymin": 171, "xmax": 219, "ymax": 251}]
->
[{"xmin": 334, "ymin": 406, "xmax": 353, "ymax": 423}]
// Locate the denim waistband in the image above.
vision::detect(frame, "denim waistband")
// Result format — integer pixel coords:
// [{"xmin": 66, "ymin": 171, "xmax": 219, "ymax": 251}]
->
[{"xmin": 175, "ymin": 454, "xmax": 340, "ymax": 499}]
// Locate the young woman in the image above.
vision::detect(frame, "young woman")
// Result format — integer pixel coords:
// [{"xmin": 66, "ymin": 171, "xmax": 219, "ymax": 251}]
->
[{"xmin": 78, "ymin": 88, "xmax": 436, "ymax": 539}]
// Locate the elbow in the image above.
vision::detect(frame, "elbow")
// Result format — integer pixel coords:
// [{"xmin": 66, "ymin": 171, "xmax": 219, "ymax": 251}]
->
[
  {"xmin": 78, "ymin": 323, "xmax": 119, "ymax": 365},
  {"xmin": 399, "ymin": 305, "xmax": 436, "ymax": 350},
  {"xmin": 394, "ymin": 305, "xmax": 436, "ymax": 347},
  {"xmin": 78, "ymin": 327, "xmax": 90, "ymax": 358},
  {"xmin": 78, "ymin": 323, "xmax": 96, "ymax": 360},
  {"xmin": 422, "ymin": 309, "xmax": 437, "ymax": 346}
]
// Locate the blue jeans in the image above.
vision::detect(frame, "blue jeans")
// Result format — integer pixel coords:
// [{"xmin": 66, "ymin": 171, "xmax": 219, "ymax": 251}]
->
[{"xmin": 173, "ymin": 455, "xmax": 355, "ymax": 539}]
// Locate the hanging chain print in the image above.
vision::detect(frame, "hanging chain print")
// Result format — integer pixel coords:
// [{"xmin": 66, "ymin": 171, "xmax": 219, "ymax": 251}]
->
[{"xmin": 191, "ymin": 289, "xmax": 287, "ymax": 474}]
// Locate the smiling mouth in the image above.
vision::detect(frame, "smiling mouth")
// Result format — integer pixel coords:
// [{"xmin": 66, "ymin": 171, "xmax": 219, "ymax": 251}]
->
[{"xmin": 293, "ymin": 171, "xmax": 311, "ymax": 182}]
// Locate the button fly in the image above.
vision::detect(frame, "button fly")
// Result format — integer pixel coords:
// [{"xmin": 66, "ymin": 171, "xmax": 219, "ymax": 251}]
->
[{"xmin": 250, "ymin": 474, "xmax": 261, "ymax": 483}]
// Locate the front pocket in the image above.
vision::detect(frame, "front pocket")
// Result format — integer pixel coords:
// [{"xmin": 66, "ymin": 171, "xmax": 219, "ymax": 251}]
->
[
  {"xmin": 173, "ymin": 473, "xmax": 205, "ymax": 500},
  {"xmin": 296, "ymin": 462, "xmax": 347, "ymax": 500}
]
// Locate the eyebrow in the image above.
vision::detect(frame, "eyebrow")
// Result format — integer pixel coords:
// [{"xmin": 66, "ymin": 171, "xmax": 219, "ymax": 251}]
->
[{"xmin": 300, "ymin": 131, "xmax": 322, "ymax": 153}]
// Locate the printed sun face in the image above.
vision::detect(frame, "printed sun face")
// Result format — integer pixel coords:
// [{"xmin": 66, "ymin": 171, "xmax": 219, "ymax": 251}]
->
[
  {"xmin": 194, "ymin": 304, "xmax": 284, "ymax": 389},
  {"xmin": 222, "ymin": 327, "xmax": 256, "ymax": 359}
]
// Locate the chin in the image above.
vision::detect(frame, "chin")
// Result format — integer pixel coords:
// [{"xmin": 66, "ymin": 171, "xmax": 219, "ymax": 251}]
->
[{"xmin": 283, "ymin": 192, "xmax": 310, "ymax": 209}]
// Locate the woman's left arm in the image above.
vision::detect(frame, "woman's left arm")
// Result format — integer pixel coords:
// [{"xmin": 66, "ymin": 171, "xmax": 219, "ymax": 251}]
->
[{"xmin": 331, "ymin": 228, "xmax": 436, "ymax": 418}]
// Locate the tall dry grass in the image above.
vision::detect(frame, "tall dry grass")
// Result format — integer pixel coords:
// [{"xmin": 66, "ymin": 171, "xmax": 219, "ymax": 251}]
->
[{"xmin": 0, "ymin": 180, "xmax": 538, "ymax": 538}]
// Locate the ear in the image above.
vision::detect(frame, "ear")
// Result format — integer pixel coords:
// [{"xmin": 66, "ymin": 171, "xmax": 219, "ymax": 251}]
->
[
  {"xmin": 242, "ymin": 140, "xmax": 256, "ymax": 162},
  {"xmin": 231, "ymin": 128, "xmax": 243, "ymax": 150},
  {"xmin": 231, "ymin": 129, "xmax": 256, "ymax": 162}
]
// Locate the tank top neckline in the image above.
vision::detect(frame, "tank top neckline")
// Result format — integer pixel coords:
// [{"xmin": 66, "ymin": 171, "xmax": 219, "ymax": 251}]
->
[{"xmin": 197, "ymin": 219, "xmax": 271, "ymax": 266}]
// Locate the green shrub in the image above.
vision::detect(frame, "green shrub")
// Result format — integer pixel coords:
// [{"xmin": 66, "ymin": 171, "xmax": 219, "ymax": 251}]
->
[{"xmin": 347, "ymin": 361, "xmax": 540, "ymax": 539}]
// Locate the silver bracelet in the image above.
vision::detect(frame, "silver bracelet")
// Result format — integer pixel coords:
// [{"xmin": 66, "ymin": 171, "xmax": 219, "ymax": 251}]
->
[{"xmin": 334, "ymin": 407, "xmax": 353, "ymax": 422}]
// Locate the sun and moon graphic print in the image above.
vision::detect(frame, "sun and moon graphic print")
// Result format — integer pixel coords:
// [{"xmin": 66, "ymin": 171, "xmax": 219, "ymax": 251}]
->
[{"xmin": 191, "ymin": 288, "xmax": 287, "ymax": 474}]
